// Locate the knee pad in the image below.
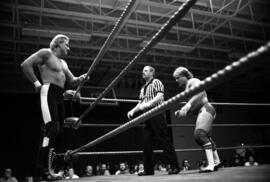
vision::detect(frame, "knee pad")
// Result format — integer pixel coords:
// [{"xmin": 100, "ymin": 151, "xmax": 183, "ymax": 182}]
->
[
  {"xmin": 194, "ymin": 129, "xmax": 211, "ymax": 149},
  {"xmin": 45, "ymin": 122, "xmax": 60, "ymax": 139},
  {"xmin": 208, "ymin": 137, "xmax": 217, "ymax": 151}
]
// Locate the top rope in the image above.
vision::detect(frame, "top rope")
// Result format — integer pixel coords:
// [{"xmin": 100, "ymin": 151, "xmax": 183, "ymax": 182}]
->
[
  {"xmin": 73, "ymin": 0, "xmax": 137, "ymax": 97},
  {"xmin": 68, "ymin": 41, "xmax": 270, "ymax": 155}
]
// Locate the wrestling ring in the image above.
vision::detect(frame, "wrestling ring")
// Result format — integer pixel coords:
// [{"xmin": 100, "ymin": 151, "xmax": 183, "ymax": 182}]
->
[{"xmin": 48, "ymin": 0, "xmax": 270, "ymax": 181}]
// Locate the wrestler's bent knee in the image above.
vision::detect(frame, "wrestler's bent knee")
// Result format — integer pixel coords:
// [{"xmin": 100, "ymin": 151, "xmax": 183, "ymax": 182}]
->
[
  {"xmin": 208, "ymin": 137, "xmax": 217, "ymax": 150},
  {"xmin": 194, "ymin": 129, "xmax": 211, "ymax": 149}
]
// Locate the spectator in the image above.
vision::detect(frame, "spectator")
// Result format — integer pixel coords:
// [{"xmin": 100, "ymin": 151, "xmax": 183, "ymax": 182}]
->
[
  {"xmin": 65, "ymin": 168, "xmax": 79, "ymax": 179},
  {"xmin": 235, "ymin": 142, "xmax": 255, "ymax": 164},
  {"xmin": 98, "ymin": 163, "xmax": 110, "ymax": 175},
  {"xmin": 200, "ymin": 159, "xmax": 207, "ymax": 169},
  {"xmin": 46, "ymin": 168, "xmax": 64, "ymax": 180},
  {"xmin": 54, "ymin": 169, "xmax": 64, "ymax": 179},
  {"xmin": 46, "ymin": 166, "xmax": 64, "ymax": 180},
  {"xmin": 24, "ymin": 176, "xmax": 33, "ymax": 182},
  {"xmin": 245, "ymin": 156, "xmax": 259, "ymax": 166},
  {"xmin": 124, "ymin": 161, "xmax": 129, "ymax": 173},
  {"xmin": 134, "ymin": 162, "xmax": 144, "ymax": 175},
  {"xmin": 231, "ymin": 154, "xmax": 244, "ymax": 167},
  {"xmin": 195, "ymin": 160, "xmax": 201, "ymax": 169},
  {"xmin": 0, "ymin": 168, "xmax": 18, "ymax": 182},
  {"xmin": 154, "ymin": 161, "xmax": 167, "ymax": 173},
  {"xmin": 104, "ymin": 170, "xmax": 110, "ymax": 176},
  {"xmin": 82, "ymin": 165, "xmax": 94, "ymax": 177},
  {"xmin": 235, "ymin": 142, "xmax": 246, "ymax": 160},
  {"xmin": 95, "ymin": 164, "xmax": 101, "ymax": 175},
  {"xmin": 106, "ymin": 162, "xmax": 112, "ymax": 174},
  {"xmin": 166, "ymin": 164, "xmax": 172, "ymax": 172},
  {"xmin": 195, "ymin": 159, "xmax": 207, "ymax": 170},
  {"xmin": 181, "ymin": 159, "xmax": 191, "ymax": 171},
  {"xmin": 115, "ymin": 162, "xmax": 129, "ymax": 175},
  {"xmin": 129, "ymin": 164, "xmax": 136, "ymax": 174}
]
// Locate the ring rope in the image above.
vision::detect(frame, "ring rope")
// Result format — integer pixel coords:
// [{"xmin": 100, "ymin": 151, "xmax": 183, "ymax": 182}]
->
[
  {"xmin": 169, "ymin": 123, "xmax": 270, "ymax": 127},
  {"xmin": 67, "ymin": 41, "xmax": 270, "ymax": 156},
  {"xmin": 73, "ymin": 0, "xmax": 137, "ymax": 97},
  {"xmin": 77, "ymin": 0, "xmax": 199, "ymax": 121},
  {"xmin": 79, "ymin": 123, "xmax": 270, "ymax": 127},
  {"xmin": 80, "ymin": 97, "xmax": 270, "ymax": 106},
  {"xmin": 55, "ymin": 145, "xmax": 270, "ymax": 156}
]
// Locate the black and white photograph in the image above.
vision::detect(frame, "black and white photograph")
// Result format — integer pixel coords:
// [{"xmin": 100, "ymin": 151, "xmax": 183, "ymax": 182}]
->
[{"xmin": 0, "ymin": 0, "xmax": 270, "ymax": 181}]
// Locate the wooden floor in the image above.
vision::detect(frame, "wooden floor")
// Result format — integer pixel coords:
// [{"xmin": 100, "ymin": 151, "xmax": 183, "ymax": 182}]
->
[{"xmin": 57, "ymin": 165, "xmax": 270, "ymax": 182}]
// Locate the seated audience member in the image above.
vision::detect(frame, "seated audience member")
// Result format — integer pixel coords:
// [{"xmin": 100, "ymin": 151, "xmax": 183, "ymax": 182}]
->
[
  {"xmin": 155, "ymin": 162, "xmax": 167, "ymax": 172},
  {"xmin": 231, "ymin": 154, "xmax": 244, "ymax": 167},
  {"xmin": 236, "ymin": 142, "xmax": 255, "ymax": 163},
  {"xmin": 65, "ymin": 167, "xmax": 79, "ymax": 179},
  {"xmin": 47, "ymin": 166, "xmax": 64, "ymax": 180},
  {"xmin": 134, "ymin": 162, "xmax": 144, "ymax": 175},
  {"xmin": 166, "ymin": 164, "xmax": 171, "ymax": 172},
  {"xmin": 181, "ymin": 159, "xmax": 191, "ymax": 171},
  {"xmin": 0, "ymin": 169, "xmax": 18, "ymax": 182},
  {"xmin": 99, "ymin": 163, "xmax": 110, "ymax": 175},
  {"xmin": 115, "ymin": 162, "xmax": 129, "ymax": 175},
  {"xmin": 82, "ymin": 165, "xmax": 94, "ymax": 177},
  {"xmin": 245, "ymin": 155, "xmax": 259, "ymax": 166},
  {"xmin": 24, "ymin": 176, "xmax": 33, "ymax": 182},
  {"xmin": 235, "ymin": 142, "xmax": 246, "ymax": 161},
  {"xmin": 199, "ymin": 159, "xmax": 207, "ymax": 169},
  {"xmin": 55, "ymin": 169, "xmax": 64, "ymax": 179},
  {"xmin": 128, "ymin": 164, "xmax": 136, "ymax": 174},
  {"xmin": 104, "ymin": 170, "xmax": 110, "ymax": 176}
]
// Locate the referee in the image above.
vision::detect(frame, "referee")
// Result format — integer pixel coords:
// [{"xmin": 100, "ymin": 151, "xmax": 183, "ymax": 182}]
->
[{"xmin": 127, "ymin": 65, "xmax": 180, "ymax": 176}]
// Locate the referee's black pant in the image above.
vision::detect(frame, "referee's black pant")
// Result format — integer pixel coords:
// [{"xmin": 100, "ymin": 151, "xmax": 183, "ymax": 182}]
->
[{"xmin": 143, "ymin": 113, "xmax": 179, "ymax": 174}]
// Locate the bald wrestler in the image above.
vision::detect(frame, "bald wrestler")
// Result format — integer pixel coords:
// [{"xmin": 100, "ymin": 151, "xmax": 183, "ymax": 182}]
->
[
  {"xmin": 21, "ymin": 34, "xmax": 88, "ymax": 180},
  {"xmin": 173, "ymin": 67, "xmax": 221, "ymax": 172}
]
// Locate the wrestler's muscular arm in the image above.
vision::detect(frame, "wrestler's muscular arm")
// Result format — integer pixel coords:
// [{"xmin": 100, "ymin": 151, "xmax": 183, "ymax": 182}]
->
[
  {"xmin": 62, "ymin": 60, "xmax": 88, "ymax": 87},
  {"xmin": 186, "ymin": 78, "xmax": 205, "ymax": 107},
  {"xmin": 176, "ymin": 78, "xmax": 205, "ymax": 117},
  {"xmin": 21, "ymin": 48, "xmax": 50, "ymax": 92}
]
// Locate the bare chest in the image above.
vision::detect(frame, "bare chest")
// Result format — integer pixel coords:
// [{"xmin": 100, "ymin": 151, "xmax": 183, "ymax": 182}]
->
[{"xmin": 43, "ymin": 56, "xmax": 65, "ymax": 72}]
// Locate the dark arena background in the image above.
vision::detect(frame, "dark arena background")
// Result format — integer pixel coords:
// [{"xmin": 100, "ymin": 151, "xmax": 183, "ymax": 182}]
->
[{"xmin": 1, "ymin": 0, "xmax": 270, "ymax": 181}]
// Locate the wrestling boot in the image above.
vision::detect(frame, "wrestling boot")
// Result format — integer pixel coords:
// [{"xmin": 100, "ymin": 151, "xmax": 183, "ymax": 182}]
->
[
  {"xmin": 200, "ymin": 149, "xmax": 215, "ymax": 173},
  {"xmin": 213, "ymin": 150, "xmax": 222, "ymax": 171},
  {"xmin": 42, "ymin": 148, "xmax": 60, "ymax": 181}
]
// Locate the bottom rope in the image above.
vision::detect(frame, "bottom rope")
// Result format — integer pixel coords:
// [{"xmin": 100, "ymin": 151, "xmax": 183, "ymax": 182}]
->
[{"xmin": 54, "ymin": 144, "xmax": 270, "ymax": 157}]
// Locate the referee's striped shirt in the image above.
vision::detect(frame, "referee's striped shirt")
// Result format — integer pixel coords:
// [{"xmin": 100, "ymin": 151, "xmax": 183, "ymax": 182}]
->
[{"xmin": 139, "ymin": 78, "xmax": 164, "ymax": 108}]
